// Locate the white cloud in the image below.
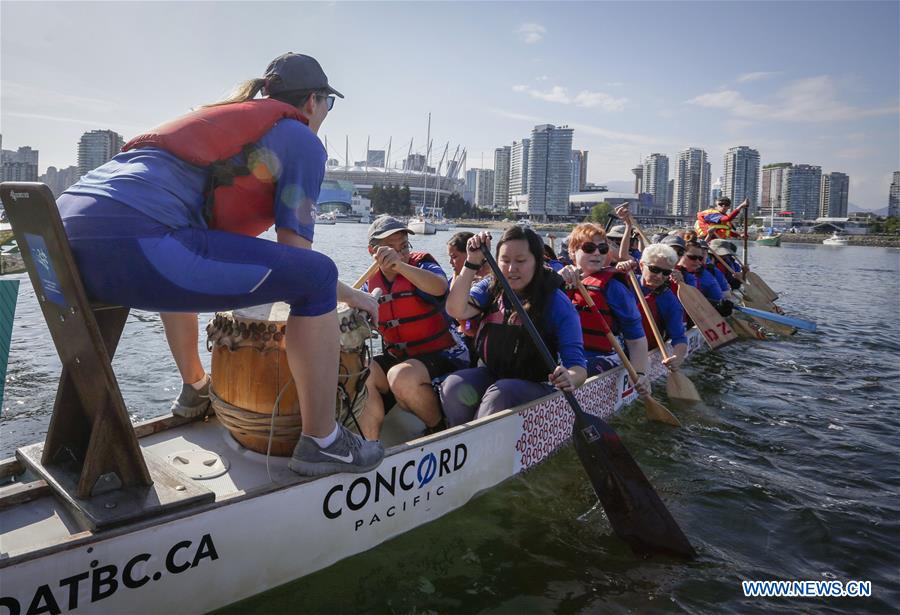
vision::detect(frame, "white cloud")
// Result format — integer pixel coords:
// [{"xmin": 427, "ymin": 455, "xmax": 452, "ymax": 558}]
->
[
  {"xmin": 736, "ymin": 71, "xmax": 779, "ymax": 83},
  {"xmin": 687, "ymin": 76, "xmax": 899, "ymax": 122},
  {"xmin": 517, "ymin": 23, "xmax": 546, "ymax": 44},
  {"xmin": 512, "ymin": 84, "xmax": 627, "ymax": 111},
  {"xmin": 2, "ymin": 80, "xmax": 118, "ymax": 113},
  {"xmin": 487, "ymin": 109, "xmax": 659, "ymax": 146}
]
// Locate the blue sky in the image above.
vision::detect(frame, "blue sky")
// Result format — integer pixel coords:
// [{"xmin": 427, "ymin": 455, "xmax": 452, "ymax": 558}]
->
[{"xmin": 2, "ymin": 1, "xmax": 898, "ymax": 209}]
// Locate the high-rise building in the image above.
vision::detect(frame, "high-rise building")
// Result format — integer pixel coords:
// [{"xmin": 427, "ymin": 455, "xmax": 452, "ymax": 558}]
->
[
  {"xmin": 526, "ymin": 124, "xmax": 574, "ymax": 220},
  {"xmin": 672, "ymin": 147, "xmax": 710, "ymax": 216},
  {"xmin": 0, "ymin": 145, "xmax": 39, "ymax": 182},
  {"xmin": 782, "ymin": 164, "xmax": 822, "ymax": 220},
  {"xmin": 632, "ymin": 164, "xmax": 643, "ymax": 194},
  {"xmin": 819, "ymin": 171, "xmax": 849, "ymax": 218},
  {"xmin": 472, "ymin": 168, "xmax": 495, "ymax": 209},
  {"xmin": 465, "ymin": 168, "xmax": 478, "ymax": 194},
  {"xmin": 723, "ymin": 146, "xmax": 760, "ymax": 213},
  {"xmin": 493, "ymin": 146, "xmax": 511, "ymax": 210},
  {"xmin": 509, "ymin": 139, "xmax": 530, "ymax": 205},
  {"xmin": 642, "ymin": 153, "xmax": 669, "ymax": 215},
  {"xmin": 571, "ymin": 150, "xmax": 583, "ymax": 193},
  {"xmin": 761, "ymin": 163, "xmax": 791, "ymax": 217},
  {"xmin": 890, "ymin": 172, "xmax": 900, "ymax": 218},
  {"xmin": 39, "ymin": 165, "xmax": 81, "ymax": 197},
  {"xmin": 403, "ymin": 153, "xmax": 426, "ymax": 171},
  {"xmin": 711, "ymin": 175, "xmax": 724, "ymax": 207},
  {"xmin": 366, "ymin": 149, "xmax": 386, "ymax": 168},
  {"xmin": 579, "ymin": 150, "xmax": 588, "ymax": 192},
  {"xmin": 77, "ymin": 129, "xmax": 123, "ymax": 176},
  {"xmin": 570, "ymin": 149, "xmax": 588, "ymax": 193}
]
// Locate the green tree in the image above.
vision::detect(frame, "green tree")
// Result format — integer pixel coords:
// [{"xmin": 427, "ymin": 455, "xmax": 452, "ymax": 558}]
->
[
  {"xmin": 399, "ymin": 184, "xmax": 413, "ymax": 216},
  {"xmin": 586, "ymin": 202, "xmax": 613, "ymax": 223},
  {"xmin": 369, "ymin": 183, "xmax": 387, "ymax": 215},
  {"xmin": 442, "ymin": 192, "xmax": 469, "ymax": 218}
]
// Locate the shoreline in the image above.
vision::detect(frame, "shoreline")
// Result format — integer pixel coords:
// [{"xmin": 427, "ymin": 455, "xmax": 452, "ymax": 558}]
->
[{"xmin": 453, "ymin": 221, "xmax": 900, "ymax": 247}]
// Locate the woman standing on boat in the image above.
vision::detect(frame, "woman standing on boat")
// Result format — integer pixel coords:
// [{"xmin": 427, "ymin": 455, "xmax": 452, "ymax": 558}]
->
[
  {"xmin": 55, "ymin": 53, "xmax": 383, "ymax": 476},
  {"xmin": 441, "ymin": 227, "xmax": 586, "ymax": 426},
  {"xmin": 558, "ymin": 224, "xmax": 652, "ymax": 394}
]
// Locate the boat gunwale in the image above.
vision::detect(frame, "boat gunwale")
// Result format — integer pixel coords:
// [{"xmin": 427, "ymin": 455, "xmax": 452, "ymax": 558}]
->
[{"xmin": 0, "ymin": 332, "xmax": 693, "ymax": 569}]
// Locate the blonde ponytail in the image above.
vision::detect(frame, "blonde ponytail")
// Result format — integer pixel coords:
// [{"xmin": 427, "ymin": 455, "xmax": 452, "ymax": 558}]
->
[{"xmin": 203, "ymin": 78, "xmax": 267, "ymax": 108}]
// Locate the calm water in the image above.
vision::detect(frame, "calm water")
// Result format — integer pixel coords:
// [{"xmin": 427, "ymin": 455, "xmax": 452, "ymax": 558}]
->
[{"xmin": 3, "ymin": 227, "xmax": 899, "ymax": 613}]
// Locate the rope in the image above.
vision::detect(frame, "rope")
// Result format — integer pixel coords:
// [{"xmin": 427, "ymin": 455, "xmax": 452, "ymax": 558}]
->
[{"xmin": 210, "ymin": 387, "xmax": 301, "ymax": 442}]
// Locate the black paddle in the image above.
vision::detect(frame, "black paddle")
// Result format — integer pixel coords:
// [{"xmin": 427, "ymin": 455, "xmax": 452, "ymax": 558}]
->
[{"xmin": 479, "ymin": 243, "xmax": 696, "ymax": 559}]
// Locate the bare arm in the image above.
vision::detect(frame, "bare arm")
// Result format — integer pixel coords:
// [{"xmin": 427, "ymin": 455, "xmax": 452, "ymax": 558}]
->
[
  {"xmin": 624, "ymin": 336, "xmax": 650, "ymax": 377},
  {"xmin": 446, "ymin": 268, "xmax": 483, "ymax": 320},
  {"xmin": 392, "ymin": 261, "xmax": 449, "ymax": 296}
]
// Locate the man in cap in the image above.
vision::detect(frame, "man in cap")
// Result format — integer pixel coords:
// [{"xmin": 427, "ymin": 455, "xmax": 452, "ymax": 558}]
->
[
  {"xmin": 695, "ymin": 196, "xmax": 749, "ymax": 240},
  {"xmin": 359, "ymin": 216, "xmax": 468, "ymax": 439}
]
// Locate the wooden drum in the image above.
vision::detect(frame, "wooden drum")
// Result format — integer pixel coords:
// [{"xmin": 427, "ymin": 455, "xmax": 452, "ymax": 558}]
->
[{"xmin": 207, "ymin": 302, "xmax": 371, "ymax": 456}]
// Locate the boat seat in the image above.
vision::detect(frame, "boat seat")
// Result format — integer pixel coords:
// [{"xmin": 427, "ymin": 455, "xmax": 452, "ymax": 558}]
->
[{"xmin": 0, "ymin": 182, "xmax": 212, "ymax": 529}]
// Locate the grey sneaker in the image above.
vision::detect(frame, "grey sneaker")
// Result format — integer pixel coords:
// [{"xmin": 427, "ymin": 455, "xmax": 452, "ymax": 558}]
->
[
  {"xmin": 170, "ymin": 380, "xmax": 210, "ymax": 418},
  {"xmin": 288, "ymin": 425, "xmax": 384, "ymax": 476}
]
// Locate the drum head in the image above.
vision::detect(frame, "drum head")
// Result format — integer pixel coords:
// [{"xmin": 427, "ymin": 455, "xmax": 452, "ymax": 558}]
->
[{"xmin": 233, "ymin": 302, "xmax": 290, "ymax": 323}]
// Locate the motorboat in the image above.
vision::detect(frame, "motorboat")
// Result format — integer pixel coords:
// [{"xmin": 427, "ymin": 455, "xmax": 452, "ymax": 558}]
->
[{"xmin": 822, "ymin": 232, "xmax": 849, "ymax": 246}]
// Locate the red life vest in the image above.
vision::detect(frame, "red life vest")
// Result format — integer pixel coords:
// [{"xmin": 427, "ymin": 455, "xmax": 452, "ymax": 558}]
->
[
  {"xmin": 636, "ymin": 284, "xmax": 667, "ymax": 351},
  {"xmin": 367, "ymin": 252, "xmax": 455, "ymax": 359},
  {"xmin": 695, "ymin": 208, "xmax": 736, "ymax": 239},
  {"xmin": 567, "ymin": 269, "xmax": 620, "ymax": 353},
  {"xmin": 123, "ymin": 99, "xmax": 310, "ymax": 237}
]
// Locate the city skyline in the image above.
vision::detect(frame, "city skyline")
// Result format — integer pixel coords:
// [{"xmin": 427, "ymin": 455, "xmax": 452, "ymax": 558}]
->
[{"xmin": 2, "ymin": 1, "xmax": 897, "ymax": 209}]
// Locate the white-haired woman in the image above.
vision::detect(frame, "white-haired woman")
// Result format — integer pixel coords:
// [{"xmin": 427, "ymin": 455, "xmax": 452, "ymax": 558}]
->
[{"xmin": 620, "ymin": 243, "xmax": 689, "ymax": 371}]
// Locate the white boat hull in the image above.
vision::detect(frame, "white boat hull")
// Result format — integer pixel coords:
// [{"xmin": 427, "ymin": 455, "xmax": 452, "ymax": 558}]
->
[
  {"xmin": 407, "ymin": 221, "xmax": 436, "ymax": 235},
  {"xmin": 1, "ymin": 330, "xmax": 703, "ymax": 613}
]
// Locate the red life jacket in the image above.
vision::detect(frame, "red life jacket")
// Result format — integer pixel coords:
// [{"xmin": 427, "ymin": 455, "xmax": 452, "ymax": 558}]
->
[
  {"xmin": 636, "ymin": 283, "xmax": 667, "ymax": 351},
  {"xmin": 695, "ymin": 208, "xmax": 736, "ymax": 239},
  {"xmin": 567, "ymin": 269, "xmax": 620, "ymax": 353},
  {"xmin": 367, "ymin": 252, "xmax": 455, "ymax": 359},
  {"xmin": 122, "ymin": 99, "xmax": 310, "ymax": 237}
]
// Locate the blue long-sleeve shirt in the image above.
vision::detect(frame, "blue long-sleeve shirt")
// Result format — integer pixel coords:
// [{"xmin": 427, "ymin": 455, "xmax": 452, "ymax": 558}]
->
[
  {"xmin": 695, "ymin": 266, "xmax": 724, "ymax": 302},
  {"xmin": 639, "ymin": 280, "xmax": 687, "ymax": 347}
]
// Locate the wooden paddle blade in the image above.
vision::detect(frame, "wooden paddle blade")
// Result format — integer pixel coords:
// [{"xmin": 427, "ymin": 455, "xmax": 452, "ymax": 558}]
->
[
  {"xmin": 666, "ymin": 371, "xmax": 701, "ymax": 404},
  {"xmin": 746, "ymin": 271, "xmax": 778, "ymax": 301},
  {"xmin": 572, "ymin": 412, "xmax": 696, "ymax": 558},
  {"xmin": 643, "ymin": 396, "xmax": 682, "ymax": 427},
  {"xmin": 675, "ymin": 283, "xmax": 738, "ymax": 350},
  {"xmin": 728, "ymin": 314, "xmax": 768, "ymax": 340},
  {"xmin": 738, "ymin": 297, "xmax": 796, "ymax": 336}
]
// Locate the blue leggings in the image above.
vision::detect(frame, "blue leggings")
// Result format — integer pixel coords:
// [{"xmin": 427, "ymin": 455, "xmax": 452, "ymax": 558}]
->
[
  {"xmin": 57, "ymin": 194, "xmax": 337, "ymax": 316},
  {"xmin": 440, "ymin": 366, "xmax": 555, "ymax": 427}
]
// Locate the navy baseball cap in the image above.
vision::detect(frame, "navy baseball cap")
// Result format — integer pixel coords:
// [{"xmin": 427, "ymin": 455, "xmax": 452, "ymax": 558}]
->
[
  {"xmin": 263, "ymin": 53, "xmax": 344, "ymax": 98},
  {"xmin": 368, "ymin": 215, "xmax": 414, "ymax": 242},
  {"xmin": 660, "ymin": 235, "xmax": 686, "ymax": 250}
]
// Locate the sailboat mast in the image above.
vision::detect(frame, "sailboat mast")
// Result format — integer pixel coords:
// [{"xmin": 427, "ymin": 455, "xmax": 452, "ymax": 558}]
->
[{"xmin": 421, "ymin": 113, "xmax": 431, "ymax": 215}]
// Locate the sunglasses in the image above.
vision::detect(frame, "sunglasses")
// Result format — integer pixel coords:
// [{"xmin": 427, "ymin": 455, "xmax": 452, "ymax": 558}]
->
[
  {"xmin": 316, "ymin": 94, "xmax": 336, "ymax": 111},
  {"xmin": 645, "ymin": 264, "xmax": 672, "ymax": 277},
  {"xmin": 579, "ymin": 242, "xmax": 609, "ymax": 255},
  {"xmin": 686, "ymin": 254, "xmax": 704, "ymax": 261}
]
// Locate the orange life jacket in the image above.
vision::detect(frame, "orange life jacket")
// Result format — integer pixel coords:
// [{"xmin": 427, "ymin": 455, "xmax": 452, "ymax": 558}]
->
[
  {"xmin": 367, "ymin": 252, "xmax": 455, "ymax": 359},
  {"xmin": 567, "ymin": 269, "xmax": 621, "ymax": 353},
  {"xmin": 123, "ymin": 99, "xmax": 310, "ymax": 237},
  {"xmin": 695, "ymin": 208, "xmax": 736, "ymax": 239}
]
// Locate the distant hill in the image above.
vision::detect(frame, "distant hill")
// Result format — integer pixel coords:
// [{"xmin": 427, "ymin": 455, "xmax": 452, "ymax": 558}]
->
[{"xmin": 848, "ymin": 202, "xmax": 889, "ymax": 216}]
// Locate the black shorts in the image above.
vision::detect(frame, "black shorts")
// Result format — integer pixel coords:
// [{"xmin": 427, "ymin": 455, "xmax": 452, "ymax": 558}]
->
[
  {"xmin": 374, "ymin": 349, "xmax": 461, "ymax": 381},
  {"xmin": 374, "ymin": 349, "xmax": 468, "ymax": 414}
]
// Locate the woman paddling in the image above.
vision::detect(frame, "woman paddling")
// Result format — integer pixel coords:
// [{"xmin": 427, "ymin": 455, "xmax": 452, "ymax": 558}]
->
[
  {"xmin": 619, "ymin": 244, "xmax": 689, "ymax": 371},
  {"xmin": 55, "ymin": 52, "xmax": 383, "ymax": 476},
  {"xmin": 441, "ymin": 227, "xmax": 586, "ymax": 426},
  {"xmin": 557, "ymin": 224, "xmax": 651, "ymax": 398}
]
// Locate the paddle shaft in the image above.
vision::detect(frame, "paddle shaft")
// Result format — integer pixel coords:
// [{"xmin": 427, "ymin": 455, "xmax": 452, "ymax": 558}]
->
[
  {"xmin": 743, "ymin": 206, "xmax": 749, "ymax": 266},
  {"xmin": 624, "ymin": 271, "xmax": 672, "ymax": 361},
  {"xmin": 575, "ymin": 281, "xmax": 645, "ymax": 386},
  {"xmin": 352, "ymin": 260, "xmax": 382, "ymax": 290}
]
